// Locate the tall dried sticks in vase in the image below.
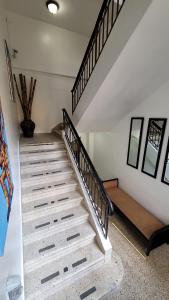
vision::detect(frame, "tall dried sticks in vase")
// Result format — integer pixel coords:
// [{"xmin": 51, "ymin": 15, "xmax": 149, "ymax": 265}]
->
[{"xmin": 13, "ymin": 74, "xmax": 37, "ymax": 120}]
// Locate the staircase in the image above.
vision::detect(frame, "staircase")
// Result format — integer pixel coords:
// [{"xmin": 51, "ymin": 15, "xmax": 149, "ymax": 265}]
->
[{"xmin": 20, "ymin": 134, "xmax": 123, "ymax": 300}]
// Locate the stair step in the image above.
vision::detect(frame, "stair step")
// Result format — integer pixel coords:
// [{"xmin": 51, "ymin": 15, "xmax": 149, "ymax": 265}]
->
[
  {"xmin": 22, "ymin": 192, "xmax": 81, "ymax": 222},
  {"xmin": 23, "ymin": 205, "xmax": 89, "ymax": 244},
  {"xmin": 21, "ymin": 157, "xmax": 70, "ymax": 175},
  {"xmin": 22, "ymin": 194, "xmax": 82, "ymax": 222},
  {"xmin": 20, "ymin": 141, "xmax": 65, "ymax": 153},
  {"xmin": 22, "ymin": 166, "xmax": 72, "ymax": 180},
  {"xmin": 22, "ymin": 190, "xmax": 83, "ymax": 214},
  {"xmin": 46, "ymin": 252, "xmax": 123, "ymax": 300},
  {"xmin": 25, "ymin": 242, "xmax": 104, "ymax": 300},
  {"xmin": 20, "ymin": 134, "xmax": 62, "ymax": 146},
  {"xmin": 21, "ymin": 167, "xmax": 74, "ymax": 188},
  {"xmin": 24, "ymin": 222, "xmax": 96, "ymax": 273},
  {"xmin": 20, "ymin": 149, "xmax": 67, "ymax": 163},
  {"xmin": 22, "ymin": 178, "xmax": 78, "ymax": 201}
]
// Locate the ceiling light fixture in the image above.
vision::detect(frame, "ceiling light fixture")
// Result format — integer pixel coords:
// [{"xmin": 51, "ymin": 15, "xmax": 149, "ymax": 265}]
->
[{"xmin": 46, "ymin": 1, "xmax": 59, "ymax": 15}]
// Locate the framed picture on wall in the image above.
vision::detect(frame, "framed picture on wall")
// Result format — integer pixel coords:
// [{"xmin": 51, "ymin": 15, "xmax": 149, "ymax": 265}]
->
[
  {"xmin": 142, "ymin": 118, "xmax": 167, "ymax": 178},
  {"xmin": 127, "ymin": 117, "xmax": 144, "ymax": 169},
  {"xmin": 4, "ymin": 40, "xmax": 15, "ymax": 102},
  {"xmin": 0, "ymin": 98, "xmax": 14, "ymax": 256},
  {"xmin": 161, "ymin": 138, "xmax": 169, "ymax": 186}
]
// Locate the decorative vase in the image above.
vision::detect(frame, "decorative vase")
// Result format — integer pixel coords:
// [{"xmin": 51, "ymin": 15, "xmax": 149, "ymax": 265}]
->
[{"xmin": 20, "ymin": 119, "xmax": 35, "ymax": 138}]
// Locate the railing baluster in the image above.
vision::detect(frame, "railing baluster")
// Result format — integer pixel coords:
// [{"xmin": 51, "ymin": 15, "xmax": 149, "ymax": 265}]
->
[
  {"xmin": 75, "ymin": 88, "xmax": 78, "ymax": 107},
  {"xmin": 101, "ymin": 17, "xmax": 105, "ymax": 48},
  {"xmin": 86, "ymin": 161, "xmax": 89, "ymax": 186},
  {"xmin": 117, "ymin": 0, "xmax": 120, "ymax": 17},
  {"xmin": 86, "ymin": 57, "xmax": 88, "ymax": 83},
  {"xmin": 87, "ymin": 58, "xmax": 89, "ymax": 82},
  {"xmin": 89, "ymin": 50, "xmax": 92, "ymax": 77},
  {"xmin": 111, "ymin": 0, "xmax": 115, "ymax": 27},
  {"xmin": 95, "ymin": 36, "xmax": 97, "ymax": 64},
  {"xmin": 106, "ymin": 3, "xmax": 109, "ymax": 38},
  {"xmin": 79, "ymin": 77, "xmax": 81, "ymax": 99},
  {"xmin": 91, "ymin": 44, "xmax": 94, "ymax": 71},
  {"xmin": 77, "ymin": 81, "xmax": 79, "ymax": 106},
  {"xmin": 98, "ymin": 25, "xmax": 101, "ymax": 55},
  {"xmin": 82, "ymin": 72, "xmax": 84, "ymax": 93},
  {"xmin": 81, "ymin": 71, "xmax": 83, "ymax": 93},
  {"xmin": 72, "ymin": 91, "xmax": 74, "ymax": 114}
]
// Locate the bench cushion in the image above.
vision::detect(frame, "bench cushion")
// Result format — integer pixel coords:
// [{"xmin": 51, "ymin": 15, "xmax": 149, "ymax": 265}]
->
[{"xmin": 106, "ymin": 187, "xmax": 164, "ymax": 239}]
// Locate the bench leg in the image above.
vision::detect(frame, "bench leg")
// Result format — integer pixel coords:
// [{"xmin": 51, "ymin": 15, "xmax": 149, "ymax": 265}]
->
[
  {"xmin": 145, "ymin": 248, "xmax": 150, "ymax": 256},
  {"xmin": 146, "ymin": 239, "xmax": 154, "ymax": 256}
]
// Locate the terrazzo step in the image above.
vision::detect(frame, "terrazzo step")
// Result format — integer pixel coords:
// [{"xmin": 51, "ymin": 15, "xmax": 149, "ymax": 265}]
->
[
  {"xmin": 25, "ymin": 242, "xmax": 104, "ymax": 300},
  {"xmin": 24, "ymin": 222, "xmax": 96, "ymax": 273},
  {"xmin": 22, "ymin": 192, "xmax": 81, "ymax": 222},
  {"xmin": 20, "ymin": 157, "xmax": 70, "ymax": 175},
  {"xmin": 22, "ymin": 178, "xmax": 78, "ymax": 201},
  {"xmin": 20, "ymin": 141, "xmax": 65, "ymax": 153},
  {"xmin": 20, "ymin": 149, "xmax": 67, "ymax": 163},
  {"xmin": 23, "ymin": 205, "xmax": 89, "ymax": 244},
  {"xmin": 21, "ymin": 167, "xmax": 74, "ymax": 188},
  {"xmin": 22, "ymin": 190, "xmax": 83, "ymax": 214},
  {"xmin": 22, "ymin": 193, "xmax": 82, "ymax": 222},
  {"xmin": 45, "ymin": 252, "xmax": 123, "ymax": 300}
]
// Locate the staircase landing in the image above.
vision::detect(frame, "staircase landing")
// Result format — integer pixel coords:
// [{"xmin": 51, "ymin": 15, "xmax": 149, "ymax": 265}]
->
[{"xmin": 20, "ymin": 133, "xmax": 61, "ymax": 145}]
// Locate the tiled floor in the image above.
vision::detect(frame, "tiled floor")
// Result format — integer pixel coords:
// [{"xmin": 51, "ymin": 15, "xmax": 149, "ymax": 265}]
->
[{"xmin": 106, "ymin": 216, "xmax": 169, "ymax": 300}]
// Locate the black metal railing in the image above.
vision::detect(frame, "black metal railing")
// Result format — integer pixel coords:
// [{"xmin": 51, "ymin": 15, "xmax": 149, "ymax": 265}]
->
[
  {"xmin": 63, "ymin": 109, "xmax": 113, "ymax": 238},
  {"xmin": 72, "ymin": 0, "xmax": 126, "ymax": 113}
]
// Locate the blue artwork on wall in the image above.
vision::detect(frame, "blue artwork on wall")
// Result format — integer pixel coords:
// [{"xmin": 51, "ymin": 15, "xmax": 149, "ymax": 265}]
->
[{"xmin": 0, "ymin": 100, "xmax": 14, "ymax": 256}]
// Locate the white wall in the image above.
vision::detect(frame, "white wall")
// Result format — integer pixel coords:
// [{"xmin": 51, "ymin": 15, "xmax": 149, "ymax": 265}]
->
[
  {"xmin": 7, "ymin": 12, "xmax": 88, "ymax": 77},
  {"xmin": 79, "ymin": 132, "xmax": 94, "ymax": 162},
  {"xmin": 90, "ymin": 82, "xmax": 169, "ymax": 224},
  {"xmin": 6, "ymin": 12, "xmax": 88, "ymax": 133},
  {"xmin": 0, "ymin": 9, "xmax": 23, "ymax": 300},
  {"xmin": 14, "ymin": 69, "xmax": 74, "ymax": 133}
]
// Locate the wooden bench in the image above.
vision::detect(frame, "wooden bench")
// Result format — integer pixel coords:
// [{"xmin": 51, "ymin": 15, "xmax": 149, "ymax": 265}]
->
[{"xmin": 103, "ymin": 179, "xmax": 169, "ymax": 255}]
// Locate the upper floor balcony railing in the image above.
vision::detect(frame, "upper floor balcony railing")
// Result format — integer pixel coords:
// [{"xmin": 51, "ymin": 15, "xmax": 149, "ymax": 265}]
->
[{"xmin": 71, "ymin": 0, "xmax": 126, "ymax": 113}]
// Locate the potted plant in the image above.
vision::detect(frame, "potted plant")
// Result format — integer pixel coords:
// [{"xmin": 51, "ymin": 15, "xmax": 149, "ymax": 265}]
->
[{"xmin": 13, "ymin": 74, "xmax": 37, "ymax": 137}]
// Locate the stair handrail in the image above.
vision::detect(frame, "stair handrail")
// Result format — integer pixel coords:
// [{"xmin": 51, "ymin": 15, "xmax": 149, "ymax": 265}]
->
[
  {"xmin": 71, "ymin": 0, "xmax": 126, "ymax": 113},
  {"xmin": 62, "ymin": 108, "xmax": 113, "ymax": 238}
]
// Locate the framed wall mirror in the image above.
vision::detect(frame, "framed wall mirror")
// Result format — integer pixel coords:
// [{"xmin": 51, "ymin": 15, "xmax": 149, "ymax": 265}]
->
[
  {"xmin": 127, "ymin": 117, "xmax": 144, "ymax": 169},
  {"xmin": 161, "ymin": 138, "xmax": 169, "ymax": 185},
  {"xmin": 142, "ymin": 118, "xmax": 167, "ymax": 178}
]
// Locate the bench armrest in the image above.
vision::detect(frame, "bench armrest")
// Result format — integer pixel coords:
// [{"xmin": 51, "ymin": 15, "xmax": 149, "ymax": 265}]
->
[{"xmin": 146, "ymin": 225, "xmax": 169, "ymax": 255}]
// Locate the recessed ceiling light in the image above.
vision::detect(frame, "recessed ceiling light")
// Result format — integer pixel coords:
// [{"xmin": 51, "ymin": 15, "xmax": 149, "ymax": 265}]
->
[{"xmin": 46, "ymin": 1, "xmax": 59, "ymax": 15}]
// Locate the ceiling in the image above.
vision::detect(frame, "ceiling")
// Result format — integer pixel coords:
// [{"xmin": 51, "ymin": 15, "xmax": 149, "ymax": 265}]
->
[{"xmin": 2, "ymin": 0, "xmax": 103, "ymax": 36}]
